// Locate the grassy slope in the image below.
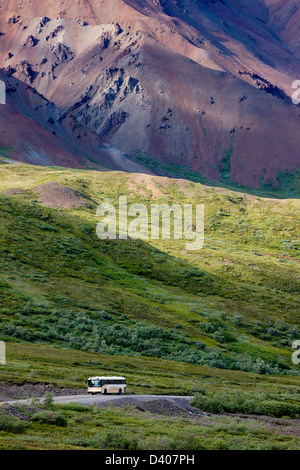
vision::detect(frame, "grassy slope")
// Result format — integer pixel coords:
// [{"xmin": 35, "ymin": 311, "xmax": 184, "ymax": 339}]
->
[
  {"xmin": 0, "ymin": 163, "xmax": 299, "ymax": 373},
  {"xmin": 1, "ymin": 342, "xmax": 299, "ymax": 450},
  {"xmin": 1, "ymin": 397, "xmax": 299, "ymax": 450},
  {"xmin": 1, "ymin": 395, "xmax": 299, "ymax": 450},
  {"xmin": 0, "ymin": 162, "xmax": 299, "ymax": 449}
]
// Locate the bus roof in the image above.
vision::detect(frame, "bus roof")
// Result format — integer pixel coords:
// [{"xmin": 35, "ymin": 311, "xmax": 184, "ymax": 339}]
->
[{"xmin": 88, "ymin": 376, "xmax": 126, "ymax": 380}]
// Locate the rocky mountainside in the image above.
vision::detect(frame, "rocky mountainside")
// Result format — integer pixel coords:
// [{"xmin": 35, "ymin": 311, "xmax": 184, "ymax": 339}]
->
[{"xmin": 0, "ymin": 0, "xmax": 300, "ymax": 188}]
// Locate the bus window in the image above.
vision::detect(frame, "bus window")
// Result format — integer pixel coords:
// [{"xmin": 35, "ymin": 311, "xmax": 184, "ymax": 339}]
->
[{"xmin": 88, "ymin": 379, "xmax": 102, "ymax": 387}]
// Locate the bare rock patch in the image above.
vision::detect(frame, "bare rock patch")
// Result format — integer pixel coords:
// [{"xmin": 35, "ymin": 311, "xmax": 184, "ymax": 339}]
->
[{"xmin": 34, "ymin": 181, "xmax": 86, "ymax": 209}]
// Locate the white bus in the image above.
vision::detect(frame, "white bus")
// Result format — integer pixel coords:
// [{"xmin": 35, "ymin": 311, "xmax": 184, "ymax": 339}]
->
[{"xmin": 86, "ymin": 376, "xmax": 126, "ymax": 395}]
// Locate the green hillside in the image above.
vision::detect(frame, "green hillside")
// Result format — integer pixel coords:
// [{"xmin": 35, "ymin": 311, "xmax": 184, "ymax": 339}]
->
[
  {"xmin": 0, "ymin": 161, "xmax": 299, "ymax": 450},
  {"xmin": 0, "ymin": 162, "xmax": 298, "ymax": 377}
]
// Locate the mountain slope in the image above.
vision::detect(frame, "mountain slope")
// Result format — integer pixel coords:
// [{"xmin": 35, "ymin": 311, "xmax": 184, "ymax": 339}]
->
[{"xmin": 0, "ymin": 0, "xmax": 300, "ymax": 188}]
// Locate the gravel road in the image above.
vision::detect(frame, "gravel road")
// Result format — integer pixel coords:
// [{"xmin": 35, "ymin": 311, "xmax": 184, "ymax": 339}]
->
[{"xmin": 2, "ymin": 394, "xmax": 194, "ymax": 408}]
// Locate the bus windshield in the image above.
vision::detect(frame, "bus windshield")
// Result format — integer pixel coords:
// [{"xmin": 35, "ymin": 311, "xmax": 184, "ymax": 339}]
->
[{"xmin": 88, "ymin": 379, "xmax": 102, "ymax": 387}]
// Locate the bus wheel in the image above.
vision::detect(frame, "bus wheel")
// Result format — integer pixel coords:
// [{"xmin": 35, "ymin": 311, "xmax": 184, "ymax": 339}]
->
[
  {"xmin": 103, "ymin": 389, "xmax": 107, "ymax": 395},
  {"xmin": 118, "ymin": 389, "xmax": 122, "ymax": 395}
]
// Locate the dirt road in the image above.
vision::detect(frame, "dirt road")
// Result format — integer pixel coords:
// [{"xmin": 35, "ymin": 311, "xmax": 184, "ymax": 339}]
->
[{"xmin": 2, "ymin": 394, "xmax": 194, "ymax": 408}]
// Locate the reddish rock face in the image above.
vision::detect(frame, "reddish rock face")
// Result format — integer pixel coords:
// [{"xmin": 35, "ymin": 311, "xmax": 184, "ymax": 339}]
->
[{"xmin": 0, "ymin": 0, "xmax": 299, "ymax": 188}]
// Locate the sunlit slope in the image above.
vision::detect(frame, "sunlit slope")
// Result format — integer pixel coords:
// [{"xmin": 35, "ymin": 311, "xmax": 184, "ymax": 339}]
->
[{"xmin": 0, "ymin": 163, "xmax": 299, "ymax": 375}]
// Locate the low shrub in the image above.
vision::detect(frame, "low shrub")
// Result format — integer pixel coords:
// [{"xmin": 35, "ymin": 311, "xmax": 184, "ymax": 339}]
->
[
  {"xmin": 0, "ymin": 413, "xmax": 28, "ymax": 434},
  {"xmin": 192, "ymin": 390, "xmax": 300, "ymax": 418},
  {"xmin": 31, "ymin": 411, "xmax": 68, "ymax": 427},
  {"xmin": 99, "ymin": 431, "xmax": 138, "ymax": 450}
]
